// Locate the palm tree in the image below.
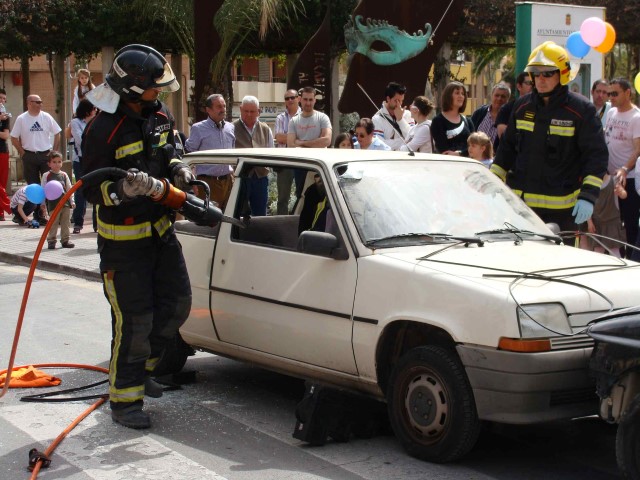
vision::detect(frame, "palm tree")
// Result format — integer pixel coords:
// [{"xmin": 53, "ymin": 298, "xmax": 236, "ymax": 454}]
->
[{"xmin": 133, "ymin": 0, "xmax": 305, "ymax": 114}]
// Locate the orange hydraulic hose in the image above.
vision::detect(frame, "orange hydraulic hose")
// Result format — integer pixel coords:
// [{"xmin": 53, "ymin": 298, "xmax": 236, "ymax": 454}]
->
[
  {"xmin": 0, "ymin": 180, "xmax": 110, "ymax": 479},
  {"xmin": 29, "ymin": 397, "xmax": 106, "ymax": 479},
  {"xmin": 0, "ymin": 180, "xmax": 84, "ymax": 399}
]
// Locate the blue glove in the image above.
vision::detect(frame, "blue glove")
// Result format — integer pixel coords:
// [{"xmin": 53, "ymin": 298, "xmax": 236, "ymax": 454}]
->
[{"xmin": 572, "ymin": 199, "xmax": 594, "ymax": 225}]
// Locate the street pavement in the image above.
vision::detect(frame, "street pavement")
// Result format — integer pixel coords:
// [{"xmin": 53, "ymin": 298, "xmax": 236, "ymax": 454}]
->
[{"xmin": 0, "ymin": 204, "xmax": 100, "ymax": 281}]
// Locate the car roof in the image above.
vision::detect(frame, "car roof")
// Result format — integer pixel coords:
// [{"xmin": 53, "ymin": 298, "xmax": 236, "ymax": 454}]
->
[{"xmin": 183, "ymin": 148, "xmax": 477, "ymax": 168}]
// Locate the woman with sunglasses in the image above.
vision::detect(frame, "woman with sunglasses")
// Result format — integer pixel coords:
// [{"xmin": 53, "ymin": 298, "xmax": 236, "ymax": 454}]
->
[
  {"xmin": 353, "ymin": 118, "xmax": 390, "ymax": 151},
  {"xmin": 491, "ymin": 41, "xmax": 608, "ymax": 235},
  {"xmin": 430, "ymin": 81, "xmax": 474, "ymax": 156}
]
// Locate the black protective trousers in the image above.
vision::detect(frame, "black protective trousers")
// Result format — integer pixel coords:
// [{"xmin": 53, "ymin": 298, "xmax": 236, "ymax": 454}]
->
[{"xmin": 100, "ymin": 231, "xmax": 192, "ymax": 411}]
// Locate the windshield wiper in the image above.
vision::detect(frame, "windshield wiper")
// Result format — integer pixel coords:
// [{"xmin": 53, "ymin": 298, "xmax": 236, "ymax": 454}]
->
[
  {"xmin": 366, "ymin": 233, "xmax": 484, "ymax": 247},
  {"xmin": 474, "ymin": 227, "xmax": 562, "ymax": 244}
]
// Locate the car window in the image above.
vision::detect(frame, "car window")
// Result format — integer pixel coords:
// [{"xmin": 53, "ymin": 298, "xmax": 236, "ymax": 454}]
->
[
  {"xmin": 230, "ymin": 164, "xmax": 336, "ymax": 251},
  {"xmin": 337, "ymin": 160, "xmax": 549, "ymax": 244}
]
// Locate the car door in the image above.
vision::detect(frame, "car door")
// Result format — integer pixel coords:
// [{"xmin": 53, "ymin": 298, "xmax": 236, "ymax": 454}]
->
[{"xmin": 210, "ymin": 160, "xmax": 359, "ymax": 374}]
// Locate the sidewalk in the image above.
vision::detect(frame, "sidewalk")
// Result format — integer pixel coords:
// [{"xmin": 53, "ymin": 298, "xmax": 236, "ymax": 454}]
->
[{"xmin": 0, "ymin": 206, "xmax": 101, "ymax": 281}]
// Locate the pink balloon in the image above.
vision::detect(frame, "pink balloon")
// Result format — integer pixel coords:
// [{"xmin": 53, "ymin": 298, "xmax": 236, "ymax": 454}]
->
[
  {"xmin": 44, "ymin": 180, "xmax": 64, "ymax": 200},
  {"xmin": 580, "ymin": 17, "xmax": 606, "ymax": 47}
]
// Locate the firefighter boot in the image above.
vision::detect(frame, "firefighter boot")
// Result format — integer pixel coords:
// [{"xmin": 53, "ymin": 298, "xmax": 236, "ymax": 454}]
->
[
  {"xmin": 144, "ymin": 377, "xmax": 164, "ymax": 398},
  {"xmin": 111, "ymin": 405, "xmax": 151, "ymax": 429}
]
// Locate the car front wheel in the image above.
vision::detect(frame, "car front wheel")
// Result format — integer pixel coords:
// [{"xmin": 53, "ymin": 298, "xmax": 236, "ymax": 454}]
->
[{"xmin": 387, "ymin": 345, "xmax": 481, "ymax": 463}]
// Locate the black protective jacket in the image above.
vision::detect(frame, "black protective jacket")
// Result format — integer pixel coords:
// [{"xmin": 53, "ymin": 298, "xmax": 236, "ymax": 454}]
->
[
  {"xmin": 81, "ymin": 101, "xmax": 186, "ymax": 248},
  {"xmin": 491, "ymin": 86, "xmax": 608, "ymax": 210}
]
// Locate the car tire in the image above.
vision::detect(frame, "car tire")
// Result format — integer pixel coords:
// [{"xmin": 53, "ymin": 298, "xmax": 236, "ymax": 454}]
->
[
  {"xmin": 616, "ymin": 392, "xmax": 640, "ymax": 479},
  {"xmin": 386, "ymin": 345, "xmax": 480, "ymax": 463},
  {"xmin": 152, "ymin": 333, "xmax": 195, "ymax": 377}
]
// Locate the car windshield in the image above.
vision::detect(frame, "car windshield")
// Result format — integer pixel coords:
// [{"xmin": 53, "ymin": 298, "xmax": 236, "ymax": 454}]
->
[{"xmin": 336, "ymin": 160, "xmax": 550, "ymax": 246}]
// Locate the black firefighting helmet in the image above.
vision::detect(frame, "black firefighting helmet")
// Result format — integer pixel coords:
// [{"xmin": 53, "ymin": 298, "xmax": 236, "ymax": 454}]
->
[{"xmin": 106, "ymin": 44, "xmax": 179, "ymax": 103}]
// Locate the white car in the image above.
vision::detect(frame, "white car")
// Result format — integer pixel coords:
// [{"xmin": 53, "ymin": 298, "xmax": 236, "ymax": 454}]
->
[{"xmin": 167, "ymin": 148, "xmax": 638, "ymax": 462}]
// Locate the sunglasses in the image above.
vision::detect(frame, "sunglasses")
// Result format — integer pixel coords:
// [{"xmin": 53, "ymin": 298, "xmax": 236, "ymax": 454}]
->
[
  {"xmin": 607, "ymin": 91, "xmax": 620, "ymax": 97},
  {"xmin": 30, "ymin": 100, "xmax": 43, "ymax": 104},
  {"xmin": 356, "ymin": 133, "xmax": 368, "ymax": 138},
  {"xmin": 522, "ymin": 80, "xmax": 534, "ymax": 86},
  {"xmin": 284, "ymin": 96, "xmax": 298, "ymax": 101},
  {"xmin": 531, "ymin": 71, "xmax": 558, "ymax": 79}
]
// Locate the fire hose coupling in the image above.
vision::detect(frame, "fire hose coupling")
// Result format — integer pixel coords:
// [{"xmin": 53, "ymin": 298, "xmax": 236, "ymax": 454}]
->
[{"xmin": 28, "ymin": 448, "xmax": 51, "ymax": 471}]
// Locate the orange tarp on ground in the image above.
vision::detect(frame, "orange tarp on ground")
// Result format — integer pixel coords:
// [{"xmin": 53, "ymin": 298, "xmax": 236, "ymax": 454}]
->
[{"xmin": 0, "ymin": 366, "xmax": 61, "ymax": 388}]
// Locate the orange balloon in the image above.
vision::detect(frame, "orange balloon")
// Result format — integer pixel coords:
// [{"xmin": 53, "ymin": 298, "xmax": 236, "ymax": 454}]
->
[{"xmin": 595, "ymin": 22, "xmax": 616, "ymax": 53}]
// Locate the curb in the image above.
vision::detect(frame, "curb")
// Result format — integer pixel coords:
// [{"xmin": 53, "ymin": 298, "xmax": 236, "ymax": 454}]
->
[{"xmin": 0, "ymin": 252, "xmax": 101, "ymax": 281}]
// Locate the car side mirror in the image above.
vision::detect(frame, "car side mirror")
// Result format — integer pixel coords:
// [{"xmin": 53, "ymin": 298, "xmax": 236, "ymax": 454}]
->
[{"xmin": 297, "ymin": 231, "xmax": 339, "ymax": 258}]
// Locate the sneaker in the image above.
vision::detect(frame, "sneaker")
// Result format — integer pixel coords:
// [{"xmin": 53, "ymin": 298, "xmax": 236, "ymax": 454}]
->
[
  {"xmin": 111, "ymin": 406, "xmax": 151, "ymax": 429},
  {"xmin": 72, "ymin": 226, "xmax": 82, "ymax": 234},
  {"xmin": 12, "ymin": 216, "xmax": 24, "ymax": 225},
  {"xmin": 144, "ymin": 377, "xmax": 164, "ymax": 398},
  {"xmin": 61, "ymin": 241, "xmax": 75, "ymax": 248},
  {"xmin": 48, "ymin": 241, "xmax": 56, "ymax": 250},
  {"xmin": 35, "ymin": 217, "xmax": 48, "ymax": 226},
  {"xmin": 0, "ymin": 215, "xmax": 4, "ymax": 221}
]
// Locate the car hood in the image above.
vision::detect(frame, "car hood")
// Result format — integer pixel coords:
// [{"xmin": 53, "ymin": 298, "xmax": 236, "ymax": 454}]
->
[{"xmin": 376, "ymin": 240, "xmax": 640, "ymax": 315}]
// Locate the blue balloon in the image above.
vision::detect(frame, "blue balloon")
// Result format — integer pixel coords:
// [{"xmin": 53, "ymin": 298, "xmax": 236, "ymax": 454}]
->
[
  {"xmin": 24, "ymin": 184, "xmax": 45, "ymax": 204},
  {"xmin": 566, "ymin": 32, "xmax": 590, "ymax": 58}
]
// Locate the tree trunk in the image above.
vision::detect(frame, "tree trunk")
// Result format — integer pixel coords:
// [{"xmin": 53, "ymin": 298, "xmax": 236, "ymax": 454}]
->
[
  {"xmin": 225, "ymin": 66, "xmax": 233, "ymax": 122},
  {"xmin": 53, "ymin": 54, "xmax": 66, "ymax": 149},
  {"xmin": 20, "ymin": 56, "xmax": 30, "ymax": 112},
  {"xmin": 433, "ymin": 42, "xmax": 452, "ymax": 114}
]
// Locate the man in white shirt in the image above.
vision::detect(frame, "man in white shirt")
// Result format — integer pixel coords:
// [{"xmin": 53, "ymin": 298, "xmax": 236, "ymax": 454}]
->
[
  {"xmin": 603, "ymin": 78, "xmax": 640, "ymax": 258},
  {"xmin": 11, "ymin": 94, "xmax": 61, "ymax": 224},
  {"xmin": 372, "ymin": 82, "xmax": 414, "ymax": 150}
]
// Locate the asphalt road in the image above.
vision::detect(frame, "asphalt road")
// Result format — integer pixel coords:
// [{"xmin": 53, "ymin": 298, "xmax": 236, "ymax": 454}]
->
[{"xmin": 0, "ymin": 263, "xmax": 622, "ymax": 479}]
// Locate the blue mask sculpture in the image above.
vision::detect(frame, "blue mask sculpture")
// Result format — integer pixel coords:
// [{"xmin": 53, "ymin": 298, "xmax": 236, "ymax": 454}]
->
[{"xmin": 344, "ymin": 15, "xmax": 433, "ymax": 66}]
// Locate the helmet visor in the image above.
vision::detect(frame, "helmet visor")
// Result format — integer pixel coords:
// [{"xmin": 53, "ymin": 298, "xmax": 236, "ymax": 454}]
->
[
  {"xmin": 154, "ymin": 63, "xmax": 180, "ymax": 92},
  {"xmin": 525, "ymin": 65, "xmax": 559, "ymax": 74}
]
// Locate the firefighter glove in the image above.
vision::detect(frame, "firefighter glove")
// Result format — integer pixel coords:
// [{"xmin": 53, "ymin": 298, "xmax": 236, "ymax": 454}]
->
[
  {"xmin": 173, "ymin": 166, "xmax": 195, "ymax": 191},
  {"xmin": 122, "ymin": 170, "xmax": 156, "ymax": 198},
  {"xmin": 572, "ymin": 199, "xmax": 594, "ymax": 225}
]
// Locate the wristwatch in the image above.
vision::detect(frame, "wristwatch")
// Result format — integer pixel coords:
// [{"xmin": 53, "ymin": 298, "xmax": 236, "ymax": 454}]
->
[{"xmin": 621, "ymin": 166, "xmax": 629, "ymax": 173}]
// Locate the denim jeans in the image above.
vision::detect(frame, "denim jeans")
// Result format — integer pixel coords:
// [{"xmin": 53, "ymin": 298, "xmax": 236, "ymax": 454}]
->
[{"xmin": 71, "ymin": 161, "xmax": 86, "ymax": 228}]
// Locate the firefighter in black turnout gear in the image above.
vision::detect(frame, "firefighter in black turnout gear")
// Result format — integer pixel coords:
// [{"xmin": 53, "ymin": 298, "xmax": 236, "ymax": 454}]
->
[
  {"xmin": 82, "ymin": 44, "xmax": 195, "ymax": 429},
  {"xmin": 491, "ymin": 41, "xmax": 608, "ymax": 234}
]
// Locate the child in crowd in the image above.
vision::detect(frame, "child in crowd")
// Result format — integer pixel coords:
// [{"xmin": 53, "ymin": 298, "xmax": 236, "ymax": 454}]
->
[
  {"xmin": 10, "ymin": 184, "xmax": 47, "ymax": 226},
  {"xmin": 580, "ymin": 174, "xmax": 626, "ymax": 257},
  {"xmin": 467, "ymin": 132, "xmax": 494, "ymax": 168},
  {"xmin": 41, "ymin": 151, "xmax": 75, "ymax": 249},
  {"xmin": 334, "ymin": 132, "xmax": 354, "ymax": 149},
  {"xmin": 72, "ymin": 68, "xmax": 95, "ymax": 113}
]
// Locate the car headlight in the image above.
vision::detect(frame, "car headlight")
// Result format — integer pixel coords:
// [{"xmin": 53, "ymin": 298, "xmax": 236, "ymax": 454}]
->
[{"xmin": 517, "ymin": 303, "xmax": 571, "ymax": 338}]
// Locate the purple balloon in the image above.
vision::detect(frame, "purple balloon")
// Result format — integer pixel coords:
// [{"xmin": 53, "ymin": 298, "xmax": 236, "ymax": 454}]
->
[{"xmin": 44, "ymin": 180, "xmax": 64, "ymax": 200}]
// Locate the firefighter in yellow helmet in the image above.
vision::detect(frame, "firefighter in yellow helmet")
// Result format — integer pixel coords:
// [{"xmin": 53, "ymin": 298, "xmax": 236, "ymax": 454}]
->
[{"xmin": 491, "ymin": 41, "xmax": 608, "ymax": 235}]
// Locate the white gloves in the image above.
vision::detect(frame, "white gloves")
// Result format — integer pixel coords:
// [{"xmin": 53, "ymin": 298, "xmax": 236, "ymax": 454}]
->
[{"xmin": 122, "ymin": 170, "xmax": 158, "ymax": 199}]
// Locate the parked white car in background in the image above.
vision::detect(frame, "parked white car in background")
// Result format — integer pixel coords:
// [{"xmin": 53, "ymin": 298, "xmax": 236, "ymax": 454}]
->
[{"xmin": 164, "ymin": 148, "xmax": 640, "ymax": 462}]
